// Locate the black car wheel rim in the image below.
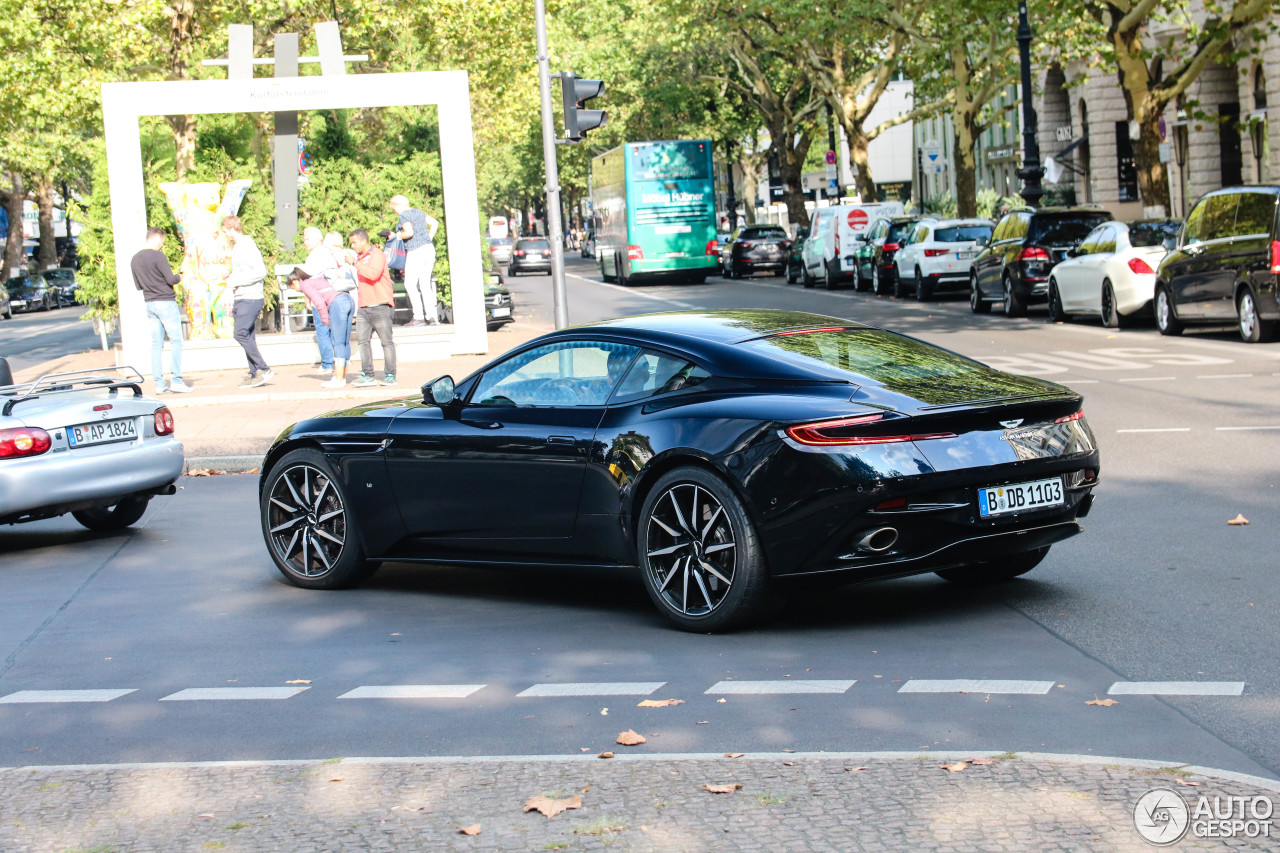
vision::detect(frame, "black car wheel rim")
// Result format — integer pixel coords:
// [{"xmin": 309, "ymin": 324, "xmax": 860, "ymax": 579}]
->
[
  {"xmin": 1102, "ymin": 285, "xmax": 1114, "ymax": 324},
  {"xmin": 267, "ymin": 463, "xmax": 346, "ymax": 577},
  {"xmin": 646, "ymin": 483, "xmax": 736, "ymax": 617}
]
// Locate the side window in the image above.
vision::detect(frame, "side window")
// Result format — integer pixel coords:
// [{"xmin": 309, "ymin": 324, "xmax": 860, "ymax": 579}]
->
[
  {"xmin": 472, "ymin": 341, "xmax": 640, "ymax": 407},
  {"xmin": 1233, "ymin": 192, "xmax": 1277, "ymax": 237},
  {"xmin": 993, "ymin": 216, "xmax": 1012, "ymax": 242},
  {"xmin": 1200, "ymin": 194, "xmax": 1238, "ymax": 241},
  {"xmin": 1075, "ymin": 227, "xmax": 1103, "ymax": 256},
  {"xmin": 1014, "ymin": 213, "xmax": 1032, "ymax": 240},
  {"xmin": 1183, "ymin": 199, "xmax": 1208, "ymax": 245},
  {"xmin": 1095, "ymin": 226, "xmax": 1118, "ymax": 254},
  {"xmin": 610, "ymin": 351, "xmax": 712, "ymax": 404}
]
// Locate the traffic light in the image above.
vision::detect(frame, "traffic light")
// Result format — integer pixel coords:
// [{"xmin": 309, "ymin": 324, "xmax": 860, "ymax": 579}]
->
[{"xmin": 559, "ymin": 72, "xmax": 606, "ymax": 142}]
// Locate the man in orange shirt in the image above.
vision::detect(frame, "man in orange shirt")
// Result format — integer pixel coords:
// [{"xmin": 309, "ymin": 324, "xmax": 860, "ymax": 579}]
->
[{"xmin": 348, "ymin": 228, "xmax": 397, "ymax": 387}]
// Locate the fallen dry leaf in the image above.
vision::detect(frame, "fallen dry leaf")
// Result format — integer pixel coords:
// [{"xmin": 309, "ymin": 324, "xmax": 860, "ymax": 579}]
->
[
  {"xmin": 197, "ymin": 813, "xmax": 215, "ymax": 818},
  {"xmin": 1176, "ymin": 779, "xmax": 1202, "ymax": 787},
  {"xmin": 1228, "ymin": 514, "xmax": 1249, "ymax": 526},
  {"xmin": 1086, "ymin": 695, "xmax": 1119, "ymax": 707},
  {"xmin": 970, "ymin": 758, "xmax": 994, "ymax": 765},
  {"xmin": 724, "ymin": 752, "xmax": 745, "ymax": 759},
  {"xmin": 329, "ymin": 777, "xmax": 343, "ymax": 782},
  {"xmin": 783, "ymin": 761, "xmax": 796, "ymax": 766},
  {"xmin": 186, "ymin": 469, "xmax": 228, "ymax": 477},
  {"xmin": 458, "ymin": 824, "xmax": 481, "ymax": 836},
  {"xmin": 523, "ymin": 795, "xmax": 582, "ymax": 818},
  {"xmin": 616, "ymin": 730, "xmax": 647, "ymax": 746},
  {"xmin": 845, "ymin": 766, "xmax": 867, "ymax": 773},
  {"xmin": 246, "ymin": 467, "xmax": 260, "ymax": 474},
  {"xmin": 285, "ymin": 680, "xmax": 311, "ymax": 685},
  {"xmin": 940, "ymin": 762, "xmax": 969, "ymax": 773},
  {"xmin": 637, "ymin": 699, "xmax": 685, "ymax": 708},
  {"xmin": 716, "ymin": 698, "xmax": 726, "ymax": 703},
  {"xmin": 697, "ymin": 721, "xmax": 709, "ymax": 725},
  {"xmin": 701, "ymin": 784, "xmax": 743, "ymax": 794},
  {"xmin": 598, "ymin": 752, "xmax": 615, "ymax": 759}
]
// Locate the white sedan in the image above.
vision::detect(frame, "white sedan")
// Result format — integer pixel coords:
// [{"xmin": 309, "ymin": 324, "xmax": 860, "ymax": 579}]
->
[
  {"xmin": 1047, "ymin": 220, "xmax": 1180, "ymax": 327},
  {"xmin": 894, "ymin": 218, "xmax": 994, "ymax": 300}
]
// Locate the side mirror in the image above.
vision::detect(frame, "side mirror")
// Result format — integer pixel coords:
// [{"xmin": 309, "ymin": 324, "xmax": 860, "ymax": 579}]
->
[{"xmin": 423, "ymin": 375, "xmax": 456, "ymax": 407}]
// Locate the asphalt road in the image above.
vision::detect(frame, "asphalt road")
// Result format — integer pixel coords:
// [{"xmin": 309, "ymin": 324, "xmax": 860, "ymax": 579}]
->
[
  {"xmin": 2, "ymin": 257, "xmax": 1278, "ymax": 782},
  {"xmin": 0, "ymin": 303, "xmax": 110, "ymax": 375}
]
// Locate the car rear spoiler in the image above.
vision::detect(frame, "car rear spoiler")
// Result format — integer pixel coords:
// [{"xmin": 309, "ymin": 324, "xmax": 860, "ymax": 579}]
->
[{"xmin": 0, "ymin": 365, "xmax": 146, "ymax": 417}]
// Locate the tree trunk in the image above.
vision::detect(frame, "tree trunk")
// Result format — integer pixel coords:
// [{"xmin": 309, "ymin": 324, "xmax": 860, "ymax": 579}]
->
[
  {"xmin": 35, "ymin": 179, "xmax": 57, "ymax": 271},
  {"xmin": 2, "ymin": 173, "xmax": 25, "ymax": 281},
  {"xmin": 167, "ymin": 115, "xmax": 197, "ymax": 179},
  {"xmin": 1133, "ymin": 113, "xmax": 1170, "ymax": 216},
  {"xmin": 166, "ymin": 0, "xmax": 196, "ymax": 178},
  {"xmin": 775, "ymin": 127, "xmax": 812, "ymax": 229},
  {"xmin": 736, "ymin": 153, "xmax": 760, "ymax": 225},
  {"xmin": 954, "ymin": 116, "xmax": 979, "ymax": 218},
  {"xmin": 848, "ymin": 128, "xmax": 876, "ymax": 201}
]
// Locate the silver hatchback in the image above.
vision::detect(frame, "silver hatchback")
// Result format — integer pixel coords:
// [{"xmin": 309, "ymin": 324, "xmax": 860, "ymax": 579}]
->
[{"xmin": 1, "ymin": 361, "xmax": 185, "ymax": 529}]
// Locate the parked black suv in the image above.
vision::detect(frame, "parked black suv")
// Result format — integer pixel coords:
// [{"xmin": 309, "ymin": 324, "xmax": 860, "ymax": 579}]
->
[
  {"xmin": 1155, "ymin": 186, "xmax": 1280, "ymax": 343},
  {"xmin": 970, "ymin": 206, "xmax": 1113, "ymax": 317}
]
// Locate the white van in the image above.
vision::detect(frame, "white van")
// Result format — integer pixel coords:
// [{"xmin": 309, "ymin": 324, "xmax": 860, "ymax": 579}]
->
[
  {"xmin": 488, "ymin": 216, "xmax": 510, "ymax": 240},
  {"xmin": 800, "ymin": 201, "xmax": 905, "ymax": 289}
]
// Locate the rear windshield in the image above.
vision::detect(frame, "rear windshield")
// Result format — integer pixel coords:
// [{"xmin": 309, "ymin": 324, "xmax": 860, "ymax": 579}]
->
[
  {"xmin": 886, "ymin": 221, "xmax": 917, "ymax": 241},
  {"xmin": 490, "ymin": 237, "xmax": 513, "ymax": 246},
  {"xmin": 740, "ymin": 328, "xmax": 1053, "ymax": 405},
  {"xmin": 517, "ymin": 240, "xmax": 550, "ymax": 250},
  {"xmin": 1031, "ymin": 214, "xmax": 1111, "ymax": 246},
  {"xmin": 1128, "ymin": 221, "xmax": 1180, "ymax": 249},
  {"xmin": 741, "ymin": 227, "xmax": 786, "ymax": 239},
  {"xmin": 934, "ymin": 225, "xmax": 992, "ymax": 243}
]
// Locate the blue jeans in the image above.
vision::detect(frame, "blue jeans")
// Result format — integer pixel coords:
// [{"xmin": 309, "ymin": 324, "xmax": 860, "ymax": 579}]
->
[
  {"xmin": 328, "ymin": 293, "xmax": 355, "ymax": 361},
  {"xmin": 312, "ymin": 305, "xmax": 333, "ymax": 370},
  {"xmin": 146, "ymin": 300, "xmax": 184, "ymax": 386}
]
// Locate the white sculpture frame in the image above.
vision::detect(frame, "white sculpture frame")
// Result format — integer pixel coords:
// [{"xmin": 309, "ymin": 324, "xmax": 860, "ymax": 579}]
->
[{"xmin": 101, "ymin": 70, "xmax": 487, "ymax": 371}]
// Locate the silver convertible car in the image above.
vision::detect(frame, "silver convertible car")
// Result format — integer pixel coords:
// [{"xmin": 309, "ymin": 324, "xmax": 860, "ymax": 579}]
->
[{"xmin": 0, "ymin": 359, "xmax": 185, "ymax": 530}]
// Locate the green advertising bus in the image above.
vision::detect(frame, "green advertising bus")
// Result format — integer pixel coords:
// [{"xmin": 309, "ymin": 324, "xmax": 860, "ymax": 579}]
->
[{"xmin": 592, "ymin": 139, "xmax": 719, "ymax": 285}]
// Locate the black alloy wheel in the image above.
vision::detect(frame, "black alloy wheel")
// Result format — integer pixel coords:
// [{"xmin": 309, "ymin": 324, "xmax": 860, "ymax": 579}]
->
[
  {"xmin": 262, "ymin": 448, "xmax": 377, "ymax": 589},
  {"xmin": 1238, "ymin": 287, "xmax": 1277, "ymax": 343},
  {"xmin": 1002, "ymin": 275, "xmax": 1027, "ymax": 317},
  {"xmin": 935, "ymin": 546, "xmax": 1049, "ymax": 584},
  {"xmin": 969, "ymin": 273, "xmax": 990, "ymax": 314},
  {"xmin": 73, "ymin": 497, "xmax": 151, "ymax": 531},
  {"xmin": 638, "ymin": 467, "xmax": 772, "ymax": 632},
  {"xmin": 785, "ymin": 262, "xmax": 797, "ymax": 284},
  {"xmin": 1047, "ymin": 280, "xmax": 1067, "ymax": 322},
  {"xmin": 801, "ymin": 263, "xmax": 815, "ymax": 289},
  {"xmin": 913, "ymin": 268, "xmax": 931, "ymax": 302},
  {"xmin": 1101, "ymin": 281, "xmax": 1124, "ymax": 329},
  {"xmin": 1155, "ymin": 285, "xmax": 1182, "ymax": 336}
]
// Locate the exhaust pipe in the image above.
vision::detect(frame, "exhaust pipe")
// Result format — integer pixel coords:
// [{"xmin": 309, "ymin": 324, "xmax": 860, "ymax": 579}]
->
[{"xmin": 855, "ymin": 527, "xmax": 899, "ymax": 553}]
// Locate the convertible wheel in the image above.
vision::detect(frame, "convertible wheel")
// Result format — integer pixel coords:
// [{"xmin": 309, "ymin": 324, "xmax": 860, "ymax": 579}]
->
[
  {"xmin": 72, "ymin": 497, "xmax": 150, "ymax": 531},
  {"xmin": 969, "ymin": 273, "xmax": 990, "ymax": 314},
  {"xmin": 1101, "ymin": 280, "xmax": 1125, "ymax": 329},
  {"xmin": 1154, "ymin": 285, "xmax": 1182, "ymax": 336},
  {"xmin": 261, "ymin": 448, "xmax": 377, "ymax": 589},
  {"xmin": 935, "ymin": 547, "xmax": 1049, "ymax": 585},
  {"xmin": 638, "ymin": 467, "xmax": 773, "ymax": 632},
  {"xmin": 1047, "ymin": 280, "xmax": 1067, "ymax": 322},
  {"xmin": 1237, "ymin": 288, "xmax": 1276, "ymax": 343}
]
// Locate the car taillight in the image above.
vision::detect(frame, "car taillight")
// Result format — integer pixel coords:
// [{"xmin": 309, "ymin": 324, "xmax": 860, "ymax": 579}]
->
[
  {"xmin": 1018, "ymin": 246, "xmax": 1050, "ymax": 262},
  {"xmin": 785, "ymin": 415, "xmax": 956, "ymax": 447},
  {"xmin": 1271, "ymin": 240, "xmax": 1280, "ymax": 274},
  {"xmin": 154, "ymin": 407, "xmax": 175, "ymax": 435},
  {"xmin": 514, "ymin": 249, "xmax": 525, "ymax": 256},
  {"xmin": 740, "ymin": 241, "xmax": 755, "ymax": 251},
  {"xmin": 924, "ymin": 248, "xmax": 948, "ymax": 257},
  {"xmin": 834, "ymin": 233, "xmax": 840, "ymax": 256},
  {"xmin": 0, "ymin": 427, "xmax": 52, "ymax": 459},
  {"xmin": 489, "ymin": 246, "xmax": 497, "ymax": 252},
  {"xmin": 541, "ymin": 249, "xmax": 551, "ymax": 257},
  {"xmin": 627, "ymin": 245, "xmax": 644, "ymax": 260},
  {"xmin": 705, "ymin": 239, "xmax": 720, "ymax": 256},
  {"xmin": 882, "ymin": 242, "xmax": 899, "ymax": 253},
  {"xmin": 1127, "ymin": 257, "xmax": 1155, "ymax": 275},
  {"xmin": 1054, "ymin": 409, "xmax": 1084, "ymax": 424},
  {"xmin": 781, "ymin": 240, "xmax": 792, "ymax": 250}
]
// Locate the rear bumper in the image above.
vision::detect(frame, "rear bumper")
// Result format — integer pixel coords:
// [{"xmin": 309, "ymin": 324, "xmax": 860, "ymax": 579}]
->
[{"xmin": 0, "ymin": 437, "xmax": 185, "ymax": 524}]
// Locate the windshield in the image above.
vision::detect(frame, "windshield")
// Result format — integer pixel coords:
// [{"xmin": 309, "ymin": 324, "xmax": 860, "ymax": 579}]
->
[
  {"xmin": 518, "ymin": 240, "xmax": 550, "ymax": 250},
  {"xmin": 490, "ymin": 237, "xmax": 513, "ymax": 247},
  {"xmin": 1031, "ymin": 214, "xmax": 1111, "ymax": 246},
  {"xmin": 886, "ymin": 221, "xmax": 916, "ymax": 242},
  {"xmin": 631, "ymin": 141, "xmax": 711, "ymax": 182},
  {"xmin": 935, "ymin": 225, "xmax": 992, "ymax": 243},
  {"xmin": 1128, "ymin": 221, "xmax": 1180, "ymax": 249},
  {"xmin": 6, "ymin": 277, "xmax": 30, "ymax": 291},
  {"xmin": 742, "ymin": 227, "xmax": 786, "ymax": 240}
]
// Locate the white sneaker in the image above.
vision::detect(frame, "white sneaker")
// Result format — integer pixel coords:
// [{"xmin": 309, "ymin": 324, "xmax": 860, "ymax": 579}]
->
[
  {"xmin": 261, "ymin": 368, "xmax": 275, "ymax": 383},
  {"xmin": 169, "ymin": 381, "xmax": 194, "ymax": 393},
  {"xmin": 320, "ymin": 376, "xmax": 346, "ymax": 389}
]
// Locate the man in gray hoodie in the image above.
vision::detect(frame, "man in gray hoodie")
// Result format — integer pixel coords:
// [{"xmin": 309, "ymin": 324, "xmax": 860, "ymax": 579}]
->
[{"xmin": 222, "ymin": 215, "xmax": 274, "ymax": 388}]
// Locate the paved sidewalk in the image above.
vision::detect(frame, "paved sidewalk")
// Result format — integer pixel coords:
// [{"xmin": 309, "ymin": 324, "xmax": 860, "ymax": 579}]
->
[{"xmin": 2, "ymin": 752, "xmax": 1277, "ymax": 851}]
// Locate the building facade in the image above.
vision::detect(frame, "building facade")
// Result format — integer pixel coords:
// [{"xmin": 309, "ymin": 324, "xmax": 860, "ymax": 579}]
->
[{"xmin": 914, "ymin": 85, "xmax": 1025, "ymax": 207}]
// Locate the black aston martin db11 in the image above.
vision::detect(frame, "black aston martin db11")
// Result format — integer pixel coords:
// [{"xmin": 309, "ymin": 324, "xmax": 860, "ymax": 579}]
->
[{"xmin": 259, "ymin": 310, "xmax": 1099, "ymax": 631}]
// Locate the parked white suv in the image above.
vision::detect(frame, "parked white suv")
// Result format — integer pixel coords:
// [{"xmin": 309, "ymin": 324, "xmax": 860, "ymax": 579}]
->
[
  {"xmin": 893, "ymin": 218, "xmax": 994, "ymax": 301},
  {"xmin": 801, "ymin": 201, "xmax": 905, "ymax": 289}
]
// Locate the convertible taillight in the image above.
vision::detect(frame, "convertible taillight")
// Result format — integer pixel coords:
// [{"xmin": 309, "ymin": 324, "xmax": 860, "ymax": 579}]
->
[
  {"xmin": 0, "ymin": 427, "xmax": 52, "ymax": 459},
  {"xmin": 1054, "ymin": 409, "xmax": 1084, "ymax": 424},
  {"xmin": 785, "ymin": 415, "xmax": 956, "ymax": 447},
  {"xmin": 1127, "ymin": 257, "xmax": 1155, "ymax": 275},
  {"xmin": 154, "ymin": 407, "xmax": 175, "ymax": 436}
]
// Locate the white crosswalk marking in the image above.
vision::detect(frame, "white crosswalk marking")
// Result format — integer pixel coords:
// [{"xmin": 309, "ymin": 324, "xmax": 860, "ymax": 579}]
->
[
  {"xmin": 0, "ymin": 689, "xmax": 137, "ymax": 703},
  {"xmin": 706, "ymin": 680, "xmax": 855, "ymax": 695},
  {"xmin": 898, "ymin": 680, "xmax": 1054, "ymax": 695},
  {"xmin": 160, "ymin": 687, "xmax": 309, "ymax": 701},
  {"xmin": 1107, "ymin": 682, "xmax": 1246, "ymax": 696},
  {"xmin": 338, "ymin": 685, "xmax": 486, "ymax": 699},
  {"xmin": 517, "ymin": 682, "xmax": 666, "ymax": 697}
]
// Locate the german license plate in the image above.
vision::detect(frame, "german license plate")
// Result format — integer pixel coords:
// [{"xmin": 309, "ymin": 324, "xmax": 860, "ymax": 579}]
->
[
  {"xmin": 69, "ymin": 418, "xmax": 138, "ymax": 447},
  {"xmin": 978, "ymin": 477, "xmax": 1064, "ymax": 517},
  {"xmin": 491, "ymin": 306, "xmax": 511, "ymax": 318},
  {"xmin": 956, "ymin": 251, "xmax": 974, "ymax": 260},
  {"xmin": 844, "ymin": 257, "xmax": 855, "ymax": 266}
]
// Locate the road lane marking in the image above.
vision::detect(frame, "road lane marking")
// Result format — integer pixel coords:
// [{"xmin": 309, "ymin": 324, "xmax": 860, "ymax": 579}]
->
[
  {"xmin": 898, "ymin": 680, "xmax": 1054, "ymax": 694},
  {"xmin": 1066, "ymin": 379, "xmax": 1099, "ymax": 384},
  {"xmin": 1197, "ymin": 373, "xmax": 1253, "ymax": 379},
  {"xmin": 1215, "ymin": 425, "xmax": 1280, "ymax": 431},
  {"xmin": 338, "ymin": 685, "xmax": 486, "ymax": 699},
  {"xmin": 1119, "ymin": 377, "xmax": 1176, "ymax": 382},
  {"xmin": 1116, "ymin": 428, "xmax": 1191, "ymax": 433},
  {"xmin": 705, "ymin": 680, "xmax": 855, "ymax": 694},
  {"xmin": 0, "ymin": 689, "xmax": 137, "ymax": 703},
  {"xmin": 517, "ymin": 682, "xmax": 666, "ymax": 697},
  {"xmin": 566, "ymin": 273, "xmax": 697, "ymax": 308},
  {"xmin": 160, "ymin": 687, "xmax": 309, "ymax": 701},
  {"xmin": 1108, "ymin": 682, "xmax": 1246, "ymax": 696}
]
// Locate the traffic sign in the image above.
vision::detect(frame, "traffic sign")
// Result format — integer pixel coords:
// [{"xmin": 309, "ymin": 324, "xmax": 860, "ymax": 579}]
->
[
  {"xmin": 847, "ymin": 209, "xmax": 869, "ymax": 230},
  {"xmin": 825, "ymin": 149, "xmax": 836, "ymax": 165},
  {"xmin": 1158, "ymin": 115, "xmax": 1167, "ymax": 142},
  {"xmin": 921, "ymin": 141, "xmax": 944, "ymax": 175}
]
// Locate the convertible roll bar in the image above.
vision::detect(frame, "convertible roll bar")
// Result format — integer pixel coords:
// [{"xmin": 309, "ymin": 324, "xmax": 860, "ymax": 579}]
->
[{"xmin": 0, "ymin": 366, "xmax": 146, "ymax": 417}]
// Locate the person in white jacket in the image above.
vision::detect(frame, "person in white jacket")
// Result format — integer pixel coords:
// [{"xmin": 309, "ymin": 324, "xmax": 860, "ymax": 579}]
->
[{"xmin": 222, "ymin": 215, "xmax": 274, "ymax": 388}]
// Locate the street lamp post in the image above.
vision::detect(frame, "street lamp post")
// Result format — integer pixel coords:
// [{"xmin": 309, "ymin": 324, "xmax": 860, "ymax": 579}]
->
[
  {"xmin": 534, "ymin": 0, "xmax": 569, "ymax": 329},
  {"xmin": 1015, "ymin": 0, "xmax": 1044, "ymax": 208}
]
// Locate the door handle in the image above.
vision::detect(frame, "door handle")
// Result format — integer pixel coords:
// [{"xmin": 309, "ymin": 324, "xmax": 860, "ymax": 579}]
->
[{"xmin": 546, "ymin": 435, "xmax": 576, "ymax": 445}]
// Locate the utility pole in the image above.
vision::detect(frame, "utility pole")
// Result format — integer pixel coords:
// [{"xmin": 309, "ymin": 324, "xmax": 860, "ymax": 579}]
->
[
  {"xmin": 534, "ymin": 0, "xmax": 569, "ymax": 329},
  {"xmin": 1015, "ymin": 0, "xmax": 1044, "ymax": 208}
]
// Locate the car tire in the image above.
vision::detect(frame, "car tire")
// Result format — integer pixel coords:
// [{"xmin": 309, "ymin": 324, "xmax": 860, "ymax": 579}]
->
[
  {"xmin": 260, "ymin": 447, "xmax": 379, "ymax": 590},
  {"xmin": 1047, "ymin": 280, "xmax": 1067, "ymax": 322},
  {"xmin": 1154, "ymin": 284, "xmax": 1182, "ymax": 336},
  {"xmin": 1100, "ymin": 280, "xmax": 1126, "ymax": 329},
  {"xmin": 785, "ymin": 263, "xmax": 796, "ymax": 285},
  {"xmin": 1002, "ymin": 275, "xmax": 1026, "ymax": 317},
  {"xmin": 969, "ymin": 273, "xmax": 990, "ymax": 314},
  {"xmin": 73, "ymin": 497, "xmax": 151, "ymax": 531},
  {"xmin": 892, "ymin": 266, "xmax": 908, "ymax": 298},
  {"xmin": 913, "ymin": 268, "xmax": 933, "ymax": 302},
  {"xmin": 824, "ymin": 258, "xmax": 839, "ymax": 290},
  {"xmin": 935, "ymin": 546, "xmax": 1049, "ymax": 585},
  {"xmin": 638, "ymin": 466, "xmax": 775, "ymax": 632},
  {"xmin": 801, "ymin": 264, "xmax": 815, "ymax": 289},
  {"xmin": 1237, "ymin": 287, "xmax": 1277, "ymax": 343}
]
